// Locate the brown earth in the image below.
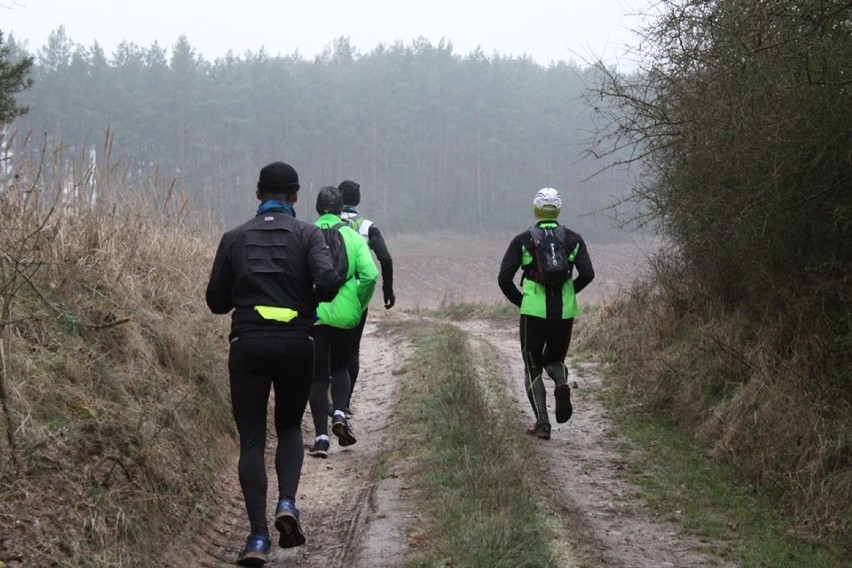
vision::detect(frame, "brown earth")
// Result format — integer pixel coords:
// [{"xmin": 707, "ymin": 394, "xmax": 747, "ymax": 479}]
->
[{"xmin": 163, "ymin": 238, "xmax": 739, "ymax": 568}]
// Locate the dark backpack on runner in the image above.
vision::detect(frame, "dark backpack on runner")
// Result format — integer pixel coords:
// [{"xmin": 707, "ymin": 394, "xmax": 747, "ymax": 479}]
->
[
  {"xmin": 526, "ymin": 225, "xmax": 574, "ymax": 285},
  {"xmin": 321, "ymin": 222, "xmax": 349, "ymax": 281}
]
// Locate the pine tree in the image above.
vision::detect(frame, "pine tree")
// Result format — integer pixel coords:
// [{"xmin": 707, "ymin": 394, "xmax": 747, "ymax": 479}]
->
[{"xmin": 0, "ymin": 31, "xmax": 34, "ymax": 124}]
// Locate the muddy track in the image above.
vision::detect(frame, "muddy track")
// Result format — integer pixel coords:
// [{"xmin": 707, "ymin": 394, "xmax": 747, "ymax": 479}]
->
[{"xmin": 161, "ymin": 306, "xmax": 735, "ymax": 568}]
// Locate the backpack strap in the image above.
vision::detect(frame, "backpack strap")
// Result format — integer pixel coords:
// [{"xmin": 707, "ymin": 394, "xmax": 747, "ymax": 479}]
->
[
  {"xmin": 340, "ymin": 211, "xmax": 372, "ymax": 240},
  {"xmin": 567, "ymin": 241, "xmax": 580, "ymax": 262},
  {"xmin": 522, "ymin": 226, "xmax": 542, "ymax": 281},
  {"xmin": 550, "ymin": 226, "xmax": 579, "ymax": 263},
  {"xmin": 528, "ymin": 225, "xmax": 543, "ymax": 243}
]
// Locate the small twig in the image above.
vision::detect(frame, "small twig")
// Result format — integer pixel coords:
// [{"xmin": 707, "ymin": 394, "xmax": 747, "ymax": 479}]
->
[{"xmin": 87, "ymin": 318, "xmax": 130, "ymax": 330}]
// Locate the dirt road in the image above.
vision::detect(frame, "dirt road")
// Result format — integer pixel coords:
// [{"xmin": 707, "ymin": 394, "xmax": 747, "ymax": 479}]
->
[
  {"xmin": 163, "ymin": 239, "xmax": 735, "ymax": 567},
  {"xmin": 165, "ymin": 309, "xmax": 734, "ymax": 567},
  {"xmin": 161, "ymin": 311, "xmax": 412, "ymax": 568},
  {"xmin": 457, "ymin": 318, "xmax": 736, "ymax": 568}
]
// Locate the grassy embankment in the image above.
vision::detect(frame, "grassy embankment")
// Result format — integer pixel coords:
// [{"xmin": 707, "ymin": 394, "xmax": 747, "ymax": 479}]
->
[
  {"xmin": 0, "ymin": 163, "xmax": 233, "ymax": 565},
  {"xmin": 406, "ymin": 297, "xmax": 848, "ymax": 568},
  {"xmin": 577, "ymin": 285, "xmax": 850, "ymax": 567}
]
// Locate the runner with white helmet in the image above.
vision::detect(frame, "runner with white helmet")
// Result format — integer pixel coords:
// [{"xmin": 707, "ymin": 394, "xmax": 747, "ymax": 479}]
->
[{"xmin": 498, "ymin": 187, "xmax": 595, "ymax": 440}]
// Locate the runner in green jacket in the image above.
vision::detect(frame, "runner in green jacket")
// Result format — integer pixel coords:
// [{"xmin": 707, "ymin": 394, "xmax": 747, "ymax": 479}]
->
[
  {"xmin": 308, "ymin": 186, "xmax": 378, "ymax": 457},
  {"xmin": 498, "ymin": 187, "xmax": 595, "ymax": 440}
]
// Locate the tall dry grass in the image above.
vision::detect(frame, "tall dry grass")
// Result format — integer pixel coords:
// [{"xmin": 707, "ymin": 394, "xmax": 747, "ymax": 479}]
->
[
  {"xmin": 0, "ymin": 131, "xmax": 233, "ymax": 565},
  {"xmin": 578, "ymin": 255, "xmax": 851, "ymax": 560}
]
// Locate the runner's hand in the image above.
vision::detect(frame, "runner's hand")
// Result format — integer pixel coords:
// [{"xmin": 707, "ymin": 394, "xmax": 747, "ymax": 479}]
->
[{"xmin": 383, "ymin": 286, "xmax": 395, "ymax": 309}]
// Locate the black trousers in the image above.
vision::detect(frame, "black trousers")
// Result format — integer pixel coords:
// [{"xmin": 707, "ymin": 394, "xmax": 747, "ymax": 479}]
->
[
  {"xmin": 228, "ymin": 333, "xmax": 314, "ymax": 536},
  {"xmin": 347, "ymin": 309, "xmax": 369, "ymax": 406},
  {"xmin": 309, "ymin": 324, "xmax": 356, "ymax": 437},
  {"xmin": 519, "ymin": 315, "xmax": 574, "ymax": 424}
]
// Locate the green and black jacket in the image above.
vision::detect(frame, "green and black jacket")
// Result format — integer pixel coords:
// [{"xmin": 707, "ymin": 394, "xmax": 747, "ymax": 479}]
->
[{"xmin": 497, "ymin": 220, "xmax": 595, "ymax": 319}]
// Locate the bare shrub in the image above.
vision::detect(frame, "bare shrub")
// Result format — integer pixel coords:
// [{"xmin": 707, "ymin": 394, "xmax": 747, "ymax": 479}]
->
[{"xmin": 585, "ymin": 0, "xmax": 852, "ymax": 545}]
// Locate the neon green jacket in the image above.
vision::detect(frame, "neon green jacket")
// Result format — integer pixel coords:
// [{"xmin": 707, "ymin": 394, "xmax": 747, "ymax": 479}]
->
[{"xmin": 315, "ymin": 213, "xmax": 378, "ymax": 328}]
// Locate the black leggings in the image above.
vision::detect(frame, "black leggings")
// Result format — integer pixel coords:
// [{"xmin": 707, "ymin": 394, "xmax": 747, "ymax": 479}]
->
[
  {"xmin": 309, "ymin": 324, "xmax": 356, "ymax": 437},
  {"xmin": 519, "ymin": 315, "xmax": 574, "ymax": 424},
  {"xmin": 346, "ymin": 310, "xmax": 369, "ymax": 406},
  {"xmin": 228, "ymin": 334, "xmax": 314, "ymax": 536}
]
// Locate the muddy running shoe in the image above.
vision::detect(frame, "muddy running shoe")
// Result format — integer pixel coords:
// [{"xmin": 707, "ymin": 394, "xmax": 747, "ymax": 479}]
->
[
  {"xmin": 274, "ymin": 499, "xmax": 306, "ymax": 548},
  {"xmin": 307, "ymin": 438, "xmax": 330, "ymax": 458},
  {"xmin": 332, "ymin": 414, "xmax": 357, "ymax": 447},
  {"xmin": 554, "ymin": 383, "xmax": 573, "ymax": 424},
  {"xmin": 526, "ymin": 420, "xmax": 551, "ymax": 440},
  {"xmin": 236, "ymin": 534, "xmax": 271, "ymax": 566}
]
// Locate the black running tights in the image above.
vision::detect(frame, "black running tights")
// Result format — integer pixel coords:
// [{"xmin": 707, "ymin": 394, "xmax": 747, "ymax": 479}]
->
[
  {"xmin": 309, "ymin": 324, "xmax": 356, "ymax": 437},
  {"xmin": 228, "ymin": 334, "xmax": 314, "ymax": 536},
  {"xmin": 519, "ymin": 315, "xmax": 574, "ymax": 423},
  {"xmin": 346, "ymin": 309, "xmax": 368, "ymax": 406}
]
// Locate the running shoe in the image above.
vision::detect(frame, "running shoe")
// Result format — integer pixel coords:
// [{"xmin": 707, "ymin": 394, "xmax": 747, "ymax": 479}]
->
[
  {"xmin": 307, "ymin": 438, "xmax": 330, "ymax": 458},
  {"xmin": 332, "ymin": 414, "xmax": 357, "ymax": 447},
  {"xmin": 526, "ymin": 420, "xmax": 551, "ymax": 440},
  {"xmin": 554, "ymin": 383, "xmax": 573, "ymax": 423},
  {"xmin": 236, "ymin": 534, "xmax": 271, "ymax": 566},
  {"xmin": 274, "ymin": 499, "xmax": 306, "ymax": 548}
]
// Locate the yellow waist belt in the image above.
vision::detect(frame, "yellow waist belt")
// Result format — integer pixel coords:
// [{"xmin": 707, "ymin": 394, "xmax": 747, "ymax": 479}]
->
[{"xmin": 254, "ymin": 305, "xmax": 299, "ymax": 322}]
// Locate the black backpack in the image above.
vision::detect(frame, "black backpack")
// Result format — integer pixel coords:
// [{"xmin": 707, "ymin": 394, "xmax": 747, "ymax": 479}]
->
[
  {"xmin": 526, "ymin": 225, "xmax": 574, "ymax": 285},
  {"xmin": 321, "ymin": 222, "xmax": 349, "ymax": 281}
]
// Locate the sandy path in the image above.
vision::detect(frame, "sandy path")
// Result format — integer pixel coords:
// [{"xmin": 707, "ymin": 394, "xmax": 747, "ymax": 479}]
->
[
  {"xmin": 161, "ymin": 239, "xmax": 737, "ymax": 568},
  {"xmin": 459, "ymin": 319, "xmax": 738, "ymax": 568},
  {"xmin": 161, "ymin": 309, "xmax": 736, "ymax": 568},
  {"xmin": 160, "ymin": 309, "xmax": 413, "ymax": 568}
]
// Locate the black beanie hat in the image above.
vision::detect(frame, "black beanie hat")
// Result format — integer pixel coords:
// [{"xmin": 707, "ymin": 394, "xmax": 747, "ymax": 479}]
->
[
  {"xmin": 338, "ymin": 180, "xmax": 361, "ymax": 206},
  {"xmin": 257, "ymin": 161, "xmax": 300, "ymax": 193},
  {"xmin": 316, "ymin": 185, "xmax": 344, "ymax": 215}
]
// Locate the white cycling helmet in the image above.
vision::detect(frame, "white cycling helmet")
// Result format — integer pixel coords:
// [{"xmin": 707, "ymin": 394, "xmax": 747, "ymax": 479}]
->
[{"xmin": 533, "ymin": 187, "xmax": 562, "ymax": 219}]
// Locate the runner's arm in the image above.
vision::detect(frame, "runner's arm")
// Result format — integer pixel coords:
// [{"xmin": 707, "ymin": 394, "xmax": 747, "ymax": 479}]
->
[
  {"xmin": 572, "ymin": 237, "xmax": 595, "ymax": 294},
  {"xmin": 355, "ymin": 239, "xmax": 379, "ymax": 310},
  {"xmin": 498, "ymin": 236, "xmax": 525, "ymax": 307},
  {"xmin": 206, "ymin": 236, "xmax": 235, "ymax": 314},
  {"xmin": 368, "ymin": 224, "xmax": 395, "ymax": 308}
]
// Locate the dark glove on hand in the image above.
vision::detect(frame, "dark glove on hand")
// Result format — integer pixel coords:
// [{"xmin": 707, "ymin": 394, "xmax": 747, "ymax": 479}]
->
[{"xmin": 383, "ymin": 284, "xmax": 396, "ymax": 309}]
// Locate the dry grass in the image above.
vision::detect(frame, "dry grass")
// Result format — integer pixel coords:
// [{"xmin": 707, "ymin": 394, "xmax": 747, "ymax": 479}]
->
[
  {"xmin": 0, "ymin": 137, "xmax": 233, "ymax": 566},
  {"xmin": 578, "ymin": 270, "xmax": 851, "ymax": 562}
]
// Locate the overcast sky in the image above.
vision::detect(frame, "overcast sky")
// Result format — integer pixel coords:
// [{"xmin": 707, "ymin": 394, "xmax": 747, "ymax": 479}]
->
[{"xmin": 3, "ymin": 0, "xmax": 647, "ymax": 69}]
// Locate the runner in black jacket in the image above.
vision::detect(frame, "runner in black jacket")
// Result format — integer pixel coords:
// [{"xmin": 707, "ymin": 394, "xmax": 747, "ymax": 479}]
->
[
  {"xmin": 206, "ymin": 161, "xmax": 341, "ymax": 566},
  {"xmin": 498, "ymin": 187, "xmax": 594, "ymax": 440},
  {"xmin": 337, "ymin": 180, "xmax": 395, "ymax": 415}
]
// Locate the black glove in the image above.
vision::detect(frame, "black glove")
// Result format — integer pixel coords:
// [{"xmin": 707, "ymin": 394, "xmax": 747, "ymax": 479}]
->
[{"xmin": 383, "ymin": 283, "xmax": 395, "ymax": 309}]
